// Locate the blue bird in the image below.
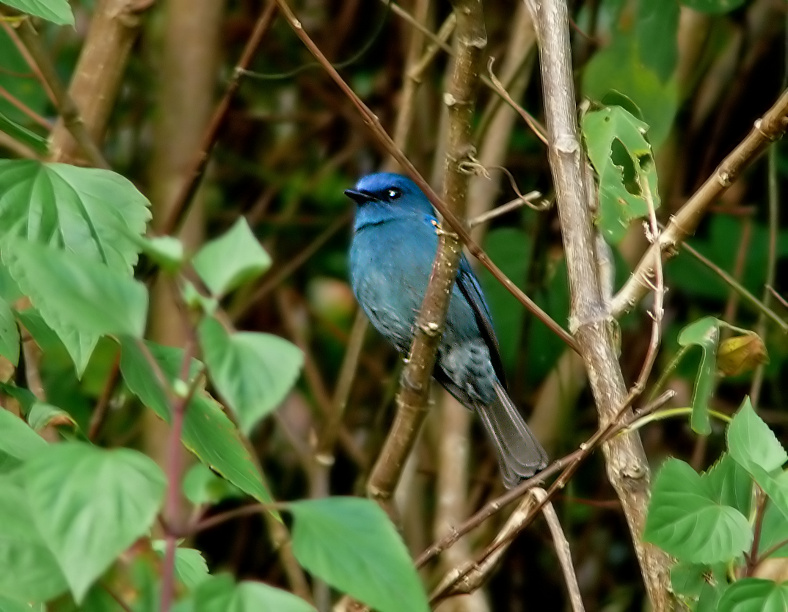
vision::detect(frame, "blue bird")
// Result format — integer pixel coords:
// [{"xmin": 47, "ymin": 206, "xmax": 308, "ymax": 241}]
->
[{"xmin": 345, "ymin": 172, "xmax": 548, "ymax": 488}]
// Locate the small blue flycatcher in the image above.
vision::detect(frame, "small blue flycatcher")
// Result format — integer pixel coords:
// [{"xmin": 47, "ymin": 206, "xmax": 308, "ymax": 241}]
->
[{"xmin": 345, "ymin": 172, "xmax": 548, "ymax": 488}]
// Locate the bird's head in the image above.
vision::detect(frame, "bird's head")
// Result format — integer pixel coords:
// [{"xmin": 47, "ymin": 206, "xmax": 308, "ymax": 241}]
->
[{"xmin": 345, "ymin": 173, "xmax": 435, "ymax": 231}]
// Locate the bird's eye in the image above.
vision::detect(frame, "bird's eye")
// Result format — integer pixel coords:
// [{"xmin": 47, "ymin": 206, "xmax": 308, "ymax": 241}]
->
[{"xmin": 387, "ymin": 188, "xmax": 402, "ymax": 200}]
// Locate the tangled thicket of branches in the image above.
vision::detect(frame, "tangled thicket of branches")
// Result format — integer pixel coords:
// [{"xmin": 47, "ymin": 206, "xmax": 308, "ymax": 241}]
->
[{"xmin": 0, "ymin": 0, "xmax": 787, "ymax": 610}]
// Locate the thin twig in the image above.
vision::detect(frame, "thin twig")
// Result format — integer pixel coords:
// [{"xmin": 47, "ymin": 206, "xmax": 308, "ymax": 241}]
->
[
  {"xmin": 468, "ymin": 192, "xmax": 544, "ymax": 227},
  {"xmin": 487, "ymin": 57, "xmax": 547, "ymax": 145},
  {"xmin": 623, "ymin": 169, "xmax": 665, "ymax": 408},
  {"xmin": 160, "ymin": 2, "xmax": 279, "ymax": 234},
  {"xmin": 680, "ymin": 240, "xmax": 787, "ymax": 333},
  {"xmin": 230, "ymin": 210, "xmax": 352, "ymax": 322},
  {"xmin": 533, "ymin": 488, "xmax": 585, "ymax": 612},
  {"xmin": 0, "ymin": 84, "xmax": 52, "ymax": 129},
  {"xmin": 160, "ymin": 343, "xmax": 203, "ymax": 611},
  {"xmin": 751, "ymin": 145, "xmax": 780, "ymax": 404},
  {"xmin": 612, "ymin": 88, "xmax": 788, "ymax": 318},
  {"xmin": 418, "ymin": 389, "xmax": 675, "ymax": 579},
  {"xmin": 88, "ymin": 353, "xmax": 121, "ymax": 441},
  {"xmin": 430, "ymin": 492, "xmax": 540, "ymax": 604}
]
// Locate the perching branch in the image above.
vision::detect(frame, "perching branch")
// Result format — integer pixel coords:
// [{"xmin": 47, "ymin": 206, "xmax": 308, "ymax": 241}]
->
[
  {"xmin": 366, "ymin": 0, "xmax": 487, "ymax": 510},
  {"xmin": 611, "ymin": 88, "xmax": 788, "ymax": 318},
  {"xmin": 524, "ymin": 0, "xmax": 673, "ymax": 608}
]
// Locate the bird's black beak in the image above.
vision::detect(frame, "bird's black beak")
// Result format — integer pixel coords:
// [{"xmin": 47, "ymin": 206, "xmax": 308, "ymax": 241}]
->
[{"xmin": 344, "ymin": 189, "xmax": 376, "ymax": 205}]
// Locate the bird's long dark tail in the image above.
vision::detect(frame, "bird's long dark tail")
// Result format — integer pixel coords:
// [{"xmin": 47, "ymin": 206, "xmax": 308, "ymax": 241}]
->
[{"xmin": 475, "ymin": 382, "xmax": 548, "ymax": 489}]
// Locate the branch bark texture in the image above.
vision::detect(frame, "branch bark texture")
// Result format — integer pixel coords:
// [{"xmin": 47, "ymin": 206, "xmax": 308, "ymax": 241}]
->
[
  {"xmin": 524, "ymin": 0, "xmax": 673, "ymax": 608},
  {"xmin": 366, "ymin": 0, "xmax": 487, "ymax": 507}
]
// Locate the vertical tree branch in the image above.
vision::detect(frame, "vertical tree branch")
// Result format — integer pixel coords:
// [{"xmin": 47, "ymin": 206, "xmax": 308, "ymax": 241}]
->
[
  {"xmin": 524, "ymin": 0, "xmax": 673, "ymax": 608},
  {"xmin": 365, "ymin": 0, "xmax": 487, "ymax": 512}
]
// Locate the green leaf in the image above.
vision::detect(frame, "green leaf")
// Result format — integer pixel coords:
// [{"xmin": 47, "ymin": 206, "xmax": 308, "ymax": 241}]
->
[
  {"xmin": 636, "ymin": 0, "xmax": 679, "ymax": 82},
  {"xmin": 198, "ymin": 316, "xmax": 303, "ymax": 434},
  {"xmin": 680, "ymin": 0, "xmax": 747, "ymax": 14},
  {"xmin": 192, "ymin": 218, "xmax": 271, "ymax": 297},
  {"xmin": 183, "ymin": 463, "xmax": 243, "ymax": 506},
  {"xmin": 289, "ymin": 497, "xmax": 429, "ymax": 612},
  {"xmin": 0, "ymin": 477, "xmax": 69, "ymax": 602},
  {"xmin": 727, "ymin": 397, "xmax": 788, "ymax": 522},
  {"xmin": 132, "ymin": 235, "xmax": 184, "ymax": 273},
  {"xmin": 0, "ymin": 161, "xmax": 150, "ymax": 274},
  {"xmin": 26, "ymin": 402, "xmax": 77, "ymax": 432},
  {"xmin": 152, "ymin": 542, "xmax": 211, "ymax": 590},
  {"xmin": 192, "ymin": 575, "xmax": 316, "ymax": 612},
  {"xmin": 705, "ymin": 453, "xmax": 753, "ymax": 517},
  {"xmin": 23, "ymin": 443, "xmax": 166, "ymax": 602},
  {"xmin": 582, "ymin": 35, "xmax": 678, "ymax": 148},
  {"xmin": 727, "ymin": 398, "xmax": 787, "ymax": 474},
  {"xmin": 2, "ymin": 239, "xmax": 148, "ymax": 375},
  {"xmin": 0, "ymin": 595, "xmax": 44, "ymax": 612},
  {"xmin": 758, "ymin": 501, "xmax": 788, "ymax": 559},
  {"xmin": 0, "ymin": 407, "xmax": 47, "ymax": 470},
  {"xmin": 644, "ymin": 458, "xmax": 752, "ymax": 563},
  {"xmin": 0, "ymin": 110, "xmax": 47, "ymax": 156},
  {"xmin": 0, "ymin": 296, "xmax": 18, "ymax": 366},
  {"xmin": 670, "ymin": 562, "xmax": 707, "ymax": 598},
  {"xmin": 119, "ymin": 339, "xmax": 272, "ymax": 503},
  {"xmin": 0, "ymin": 0, "xmax": 74, "ymax": 25},
  {"xmin": 582, "ymin": 105, "xmax": 660, "ymax": 243},
  {"xmin": 718, "ymin": 578, "xmax": 788, "ymax": 612},
  {"xmin": 678, "ymin": 316, "xmax": 721, "ymax": 435}
]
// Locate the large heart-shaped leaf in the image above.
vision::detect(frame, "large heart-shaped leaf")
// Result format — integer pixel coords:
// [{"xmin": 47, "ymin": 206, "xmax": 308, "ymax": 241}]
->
[
  {"xmin": 644, "ymin": 458, "xmax": 751, "ymax": 564},
  {"xmin": 23, "ymin": 443, "xmax": 165, "ymax": 602},
  {"xmin": 289, "ymin": 497, "xmax": 429, "ymax": 612},
  {"xmin": 0, "ymin": 161, "xmax": 150, "ymax": 274}
]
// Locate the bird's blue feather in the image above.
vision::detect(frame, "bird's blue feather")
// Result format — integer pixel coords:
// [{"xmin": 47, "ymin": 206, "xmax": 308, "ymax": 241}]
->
[{"xmin": 346, "ymin": 172, "xmax": 548, "ymax": 487}]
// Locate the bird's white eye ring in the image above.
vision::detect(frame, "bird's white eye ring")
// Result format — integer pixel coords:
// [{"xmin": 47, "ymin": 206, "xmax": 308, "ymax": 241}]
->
[{"xmin": 387, "ymin": 188, "xmax": 402, "ymax": 199}]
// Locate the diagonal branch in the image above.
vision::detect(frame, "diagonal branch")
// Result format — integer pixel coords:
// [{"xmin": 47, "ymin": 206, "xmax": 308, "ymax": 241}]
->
[
  {"xmin": 611, "ymin": 88, "xmax": 788, "ymax": 317},
  {"xmin": 366, "ymin": 0, "xmax": 487, "ymax": 510},
  {"xmin": 524, "ymin": 0, "xmax": 673, "ymax": 608}
]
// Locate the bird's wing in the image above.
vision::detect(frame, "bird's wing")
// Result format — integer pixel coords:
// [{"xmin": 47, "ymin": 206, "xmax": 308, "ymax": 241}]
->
[{"xmin": 455, "ymin": 254, "xmax": 507, "ymax": 387}]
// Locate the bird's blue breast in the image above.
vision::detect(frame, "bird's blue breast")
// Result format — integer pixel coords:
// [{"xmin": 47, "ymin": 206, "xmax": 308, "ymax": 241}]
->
[{"xmin": 349, "ymin": 214, "xmax": 481, "ymax": 354}]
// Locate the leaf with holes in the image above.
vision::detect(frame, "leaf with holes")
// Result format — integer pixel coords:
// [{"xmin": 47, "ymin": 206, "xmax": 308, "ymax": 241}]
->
[
  {"xmin": 582, "ymin": 105, "xmax": 660, "ymax": 243},
  {"xmin": 23, "ymin": 443, "xmax": 165, "ymax": 602}
]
